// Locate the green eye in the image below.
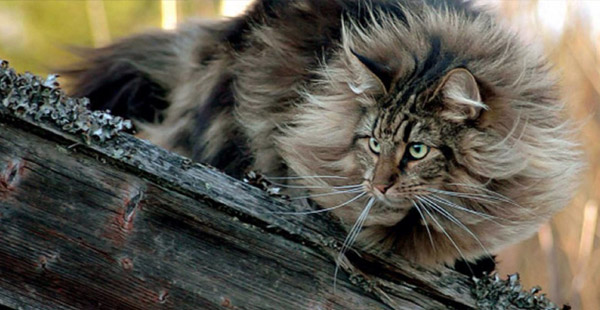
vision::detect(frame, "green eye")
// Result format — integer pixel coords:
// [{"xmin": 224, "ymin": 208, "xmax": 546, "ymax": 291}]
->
[
  {"xmin": 408, "ymin": 143, "xmax": 429, "ymax": 160},
  {"xmin": 368, "ymin": 137, "xmax": 381, "ymax": 154}
]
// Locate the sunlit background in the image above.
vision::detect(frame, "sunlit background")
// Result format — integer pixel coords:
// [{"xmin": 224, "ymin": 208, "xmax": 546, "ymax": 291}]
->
[{"xmin": 0, "ymin": 1, "xmax": 598, "ymax": 309}]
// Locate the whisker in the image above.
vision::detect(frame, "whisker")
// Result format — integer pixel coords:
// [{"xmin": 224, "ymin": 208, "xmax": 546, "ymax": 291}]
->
[
  {"xmin": 266, "ymin": 181, "xmax": 363, "ymax": 190},
  {"xmin": 272, "ymin": 192, "xmax": 367, "ymax": 215},
  {"xmin": 339, "ymin": 198, "xmax": 373, "ymax": 255},
  {"xmin": 437, "ymin": 184, "xmax": 535, "ymax": 215},
  {"xmin": 424, "ymin": 188, "xmax": 506, "ymax": 205},
  {"xmin": 290, "ymin": 188, "xmax": 364, "ymax": 200},
  {"xmin": 333, "ymin": 197, "xmax": 375, "ymax": 291},
  {"xmin": 446, "ymin": 183, "xmax": 518, "ymax": 203},
  {"xmin": 330, "ymin": 185, "xmax": 366, "ymax": 193},
  {"xmin": 446, "ymin": 182, "xmax": 527, "ymax": 205},
  {"xmin": 418, "ymin": 196, "xmax": 493, "ymax": 260},
  {"xmin": 410, "ymin": 199, "xmax": 436, "ymax": 252},
  {"xmin": 415, "ymin": 196, "xmax": 473, "ymax": 274},
  {"xmin": 428, "ymin": 194, "xmax": 516, "ymax": 227},
  {"xmin": 264, "ymin": 175, "xmax": 349, "ymax": 180},
  {"xmin": 426, "ymin": 194, "xmax": 500, "ymax": 222}
]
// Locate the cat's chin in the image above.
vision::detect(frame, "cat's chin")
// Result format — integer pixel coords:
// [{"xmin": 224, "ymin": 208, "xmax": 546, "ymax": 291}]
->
[
  {"xmin": 364, "ymin": 211, "xmax": 411, "ymax": 227},
  {"xmin": 328, "ymin": 197, "xmax": 412, "ymax": 228},
  {"xmin": 364, "ymin": 200, "xmax": 413, "ymax": 227}
]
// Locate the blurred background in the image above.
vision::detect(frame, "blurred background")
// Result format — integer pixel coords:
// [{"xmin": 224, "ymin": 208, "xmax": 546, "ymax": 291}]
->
[{"xmin": 0, "ymin": 1, "xmax": 597, "ymax": 309}]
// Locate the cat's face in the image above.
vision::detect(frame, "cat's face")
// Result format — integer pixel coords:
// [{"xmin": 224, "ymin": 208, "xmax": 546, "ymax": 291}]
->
[
  {"xmin": 347, "ymin": 67, "xmax": 485, "ymax": 227},
  {"xmin": 354, "ymin": 109, "xmax": 450, "ymax": 218}
]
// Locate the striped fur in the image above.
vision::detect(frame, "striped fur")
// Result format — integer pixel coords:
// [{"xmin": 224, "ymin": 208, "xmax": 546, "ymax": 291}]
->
[{"xmin": 63, "ymin": 0, "xmax": 582, "ymax": 266}]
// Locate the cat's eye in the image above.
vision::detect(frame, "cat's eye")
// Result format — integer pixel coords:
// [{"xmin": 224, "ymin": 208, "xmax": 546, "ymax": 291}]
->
[
  {"xmin": 368, "ymin": 137, "xmax": 381, "ymax": 154},
  {"xmin": 408, "ymin": 143, "xmax": 429, "ymax": 160}
]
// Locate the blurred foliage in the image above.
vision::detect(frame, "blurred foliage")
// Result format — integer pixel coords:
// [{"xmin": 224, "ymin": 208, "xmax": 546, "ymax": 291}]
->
[
  {"xmin": 0, "ymin": 1, "xmax": 220, "ymax": 74},
  {"xmin": 0, "ymin": 1, "xmax": 598, "ymax": 309}
]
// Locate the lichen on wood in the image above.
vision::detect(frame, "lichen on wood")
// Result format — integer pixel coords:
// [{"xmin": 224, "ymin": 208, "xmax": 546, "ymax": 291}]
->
[
  {"xmin": 0, "ymin": 59, "xmax": 132, "ymax": 144},
  {"xmin": 473, "ymin": 273, "xmax": 568, "ymax": 310}
]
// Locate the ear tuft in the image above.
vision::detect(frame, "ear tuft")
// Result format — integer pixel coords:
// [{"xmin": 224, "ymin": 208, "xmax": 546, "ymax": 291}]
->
[
  {"xmin": 436, "ymin": 68, "xmax": 486, "ymax": 122},
  {"xmin": 351, "ymin": 49, "xmax": 394, "ymax": 94}
]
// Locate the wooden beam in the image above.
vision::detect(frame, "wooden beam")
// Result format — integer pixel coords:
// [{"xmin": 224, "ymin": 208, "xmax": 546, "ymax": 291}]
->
[{"xmin": 0, "ymin": 60, "xmax": 564, "ymax": 309}]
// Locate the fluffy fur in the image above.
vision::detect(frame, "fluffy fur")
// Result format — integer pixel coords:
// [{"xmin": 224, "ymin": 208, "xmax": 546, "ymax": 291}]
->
[{"xmin": 63, "ymin": 0, "xmax": 581, "ymax": 266}]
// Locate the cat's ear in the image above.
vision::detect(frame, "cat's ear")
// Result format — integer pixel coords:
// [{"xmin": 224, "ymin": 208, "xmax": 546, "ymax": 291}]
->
[
  {"xmin": 435, "ymin": 68, "xmax": 487, "ymax": 122},
  {"xmin": 351, "ymin": 49, "xmax": 394, "ymax": 94}
]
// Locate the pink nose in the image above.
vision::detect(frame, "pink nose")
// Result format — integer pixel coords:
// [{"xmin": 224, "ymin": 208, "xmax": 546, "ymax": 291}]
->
[{"xmin": 375, "ymin": 184, "xmax": 391, "ymax": 194}]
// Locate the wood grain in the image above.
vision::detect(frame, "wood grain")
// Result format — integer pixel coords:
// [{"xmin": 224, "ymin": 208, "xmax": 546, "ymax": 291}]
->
[{"xmin": 0, "ymin": 107, "xmax": 480, "ymax": 309}]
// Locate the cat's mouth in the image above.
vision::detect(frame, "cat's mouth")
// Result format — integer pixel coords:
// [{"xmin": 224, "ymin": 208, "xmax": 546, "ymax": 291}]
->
[
  {"xmin": 365, "ymin": 181, "xmax": 423, "ymax": 213},
  {"xmin": 366, "ymin": 181, "xmax": 406, "ymax": 207}
]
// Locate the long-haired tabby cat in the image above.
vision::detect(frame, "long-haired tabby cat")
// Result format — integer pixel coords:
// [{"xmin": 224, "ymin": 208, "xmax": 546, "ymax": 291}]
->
[{"xmin": 64, "ymin": 0, "xmax": 581, "ymax": 269}]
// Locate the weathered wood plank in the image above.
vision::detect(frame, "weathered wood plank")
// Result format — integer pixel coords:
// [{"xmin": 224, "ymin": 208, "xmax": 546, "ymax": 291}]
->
[
  {"xmin": 0, "ymin": 123, "xmax": 397, "ymax": 309},
  {"xmin": 0, "ymin": 61, "xmax": 564, "ymax": 310},
  {"xmin": 0, "ymin": 112, "xmax": 477, "ymax": 308}
]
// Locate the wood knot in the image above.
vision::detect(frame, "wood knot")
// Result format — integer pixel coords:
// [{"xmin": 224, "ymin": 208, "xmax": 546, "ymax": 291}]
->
[
  {"xmin": 38, "ymin": 255, "xmax": 48, "ymax": 271},
  {"xmin": 0, "ymin": 158, "xmax": 24, "ymax": 191},
  {"xmin": 221, "ymin": 297, "xmax": 238, "ymax": 309},
  {"xmin": 37, "ymin": 253, "xmax": 58, "ymax": 272},
  {"xmin": 121, "ymin": 190, "xmax": 144, "ymax": 231},
  {"xmin": 120, "ymin": 257, "xmax": 133, "ymax": 271},
  {"xmin": 156, "ymin": 289, "xmax": 169, "ymax": 304}
]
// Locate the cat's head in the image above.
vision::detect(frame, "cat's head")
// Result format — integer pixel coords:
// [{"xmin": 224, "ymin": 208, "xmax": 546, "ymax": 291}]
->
[
  {"xmin": 350, "ymin": 67, "xmax": 488, "ymax": 222},
  {"xmin": 277, "ymin": 7, "xmax": 581, "ymax": 264}
]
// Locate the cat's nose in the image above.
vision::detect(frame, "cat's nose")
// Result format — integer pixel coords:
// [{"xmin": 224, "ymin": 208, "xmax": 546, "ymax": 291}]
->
[{"xmin": 374, "ymin": 183, "xmax": 392, "ymax": 194}]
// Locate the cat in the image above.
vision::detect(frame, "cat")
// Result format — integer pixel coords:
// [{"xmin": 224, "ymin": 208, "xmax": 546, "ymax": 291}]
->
[{"xmin": 62, "ymin": 0, "xmax": 581, "ymax": 268}]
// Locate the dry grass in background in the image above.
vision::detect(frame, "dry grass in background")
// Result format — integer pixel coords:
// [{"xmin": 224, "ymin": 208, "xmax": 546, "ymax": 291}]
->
[
  {"xmin": 491, "ymin": 2, "xmax": 599, "ymax": 309},
  {"xmin": 0, "ymin": 1, "xmax": 597, "ymax": 309}
]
